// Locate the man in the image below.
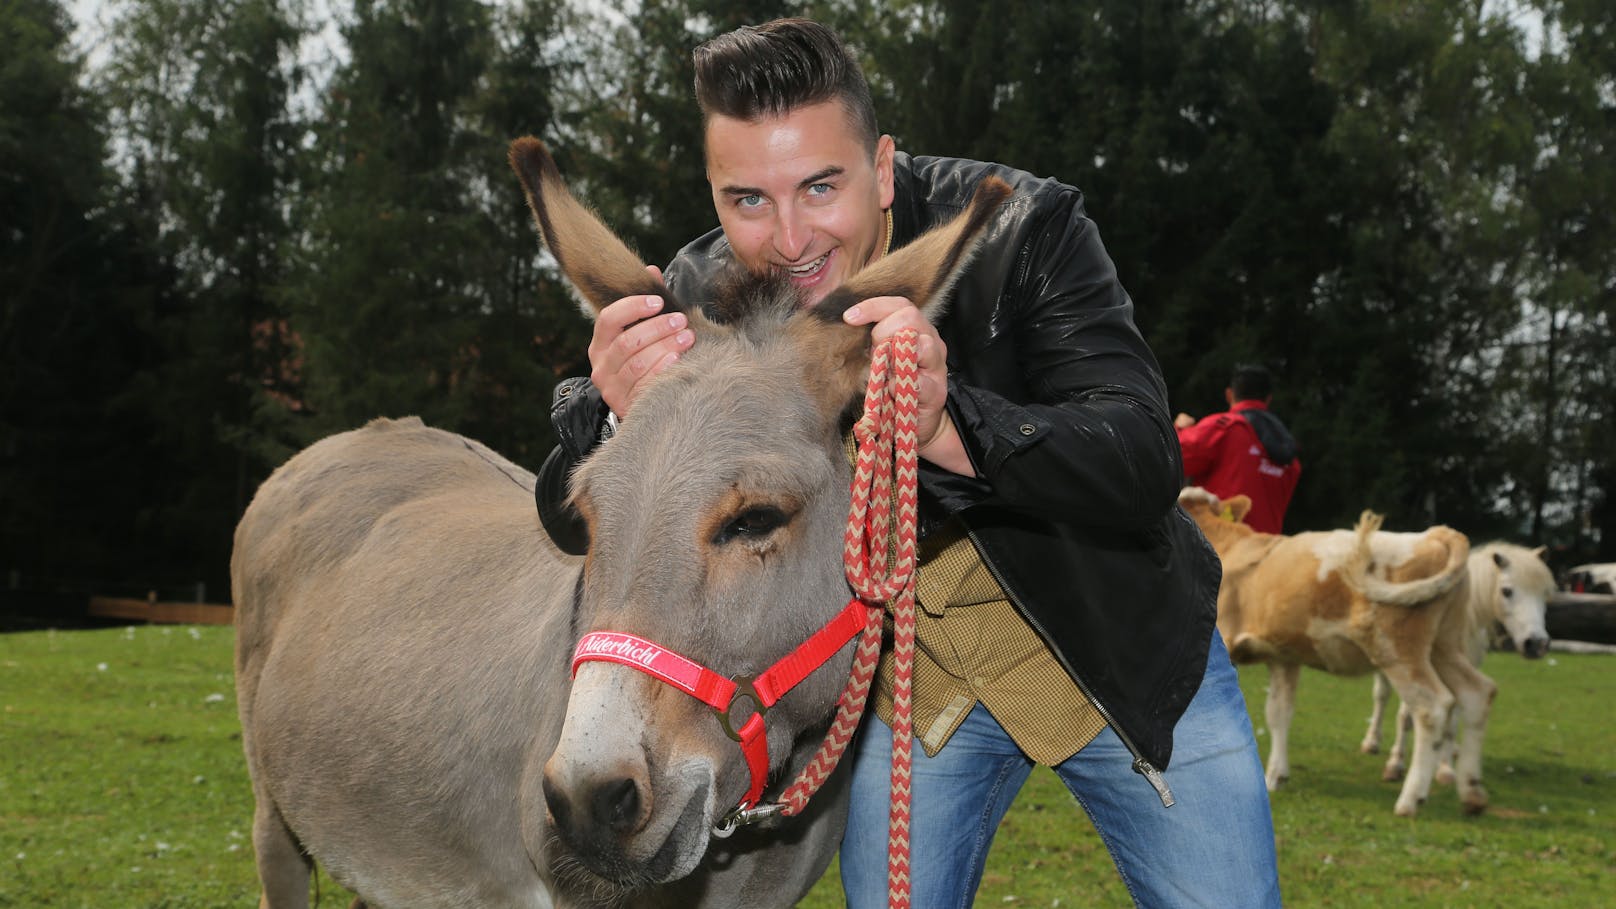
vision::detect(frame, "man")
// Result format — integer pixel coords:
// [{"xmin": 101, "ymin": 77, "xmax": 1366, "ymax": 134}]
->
[
  {"xmin": 1175, "ymin": 364, "xmax": 1302, "ymax": 535},
  {"xmin": 537, "ymin": 18, "xmax": 1281, "ymax": 908}
]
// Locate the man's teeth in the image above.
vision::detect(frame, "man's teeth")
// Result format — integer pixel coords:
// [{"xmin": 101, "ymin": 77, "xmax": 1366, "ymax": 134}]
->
[{"xmin": 789, "ymin": 253, "xmax": 829, "ymax": 276}]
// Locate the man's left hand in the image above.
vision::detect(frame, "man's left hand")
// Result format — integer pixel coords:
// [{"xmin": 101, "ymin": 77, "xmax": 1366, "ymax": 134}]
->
[{"xmin": 843, "ymin": 296, "xmax": 975, "ymax": 477}]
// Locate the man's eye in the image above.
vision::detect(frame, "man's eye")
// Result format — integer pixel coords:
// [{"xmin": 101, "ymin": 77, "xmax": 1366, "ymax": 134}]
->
[
  {"xmin": 738, "ymin": 194, "xmax": 764, "ymax": 209},
  {"xmin": 807, "ymin": 183, "xmax": 832, "ymax": 197},
  {"xmin": 713, "ymin": 506, "xmax": 790, "ymax": 544}
]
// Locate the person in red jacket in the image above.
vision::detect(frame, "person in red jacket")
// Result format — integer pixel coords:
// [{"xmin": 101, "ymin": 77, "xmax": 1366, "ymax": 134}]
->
[{"xmin": 1175, "ymin": 364, "xmax": 1301, "ymax": 534}]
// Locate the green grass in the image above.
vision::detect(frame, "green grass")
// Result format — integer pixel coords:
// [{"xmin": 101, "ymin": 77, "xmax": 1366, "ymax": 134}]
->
[{"xmin": 2, "ymin": 626, "xmax": 1611, "ymax": 907}]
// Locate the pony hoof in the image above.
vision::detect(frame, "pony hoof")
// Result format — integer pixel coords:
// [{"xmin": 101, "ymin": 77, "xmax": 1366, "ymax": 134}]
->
[{"xmin": 1382, "ymin": 765, "xmax": 1406, "ymax": 782}]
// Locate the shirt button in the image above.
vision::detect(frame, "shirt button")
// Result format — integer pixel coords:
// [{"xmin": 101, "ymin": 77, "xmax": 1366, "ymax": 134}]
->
[{"xmin": 1019, "ymin": 423, "xmax": 1036, "ymax": 436}]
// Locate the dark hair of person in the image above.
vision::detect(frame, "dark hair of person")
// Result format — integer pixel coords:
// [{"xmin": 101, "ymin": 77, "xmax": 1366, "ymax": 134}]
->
[
  {"xmin": 1230, "ymin": 364, "xmax": 1274, "ymax": 401},
  {"xmin": 693, "ymin": 18, "xmax": 879, "ymax": 151}
]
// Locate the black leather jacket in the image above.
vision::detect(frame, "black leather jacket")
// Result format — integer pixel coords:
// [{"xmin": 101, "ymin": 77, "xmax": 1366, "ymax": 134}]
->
[{"xmin": 538, "ymin": 153, "xmax": 1220, "ymax": 786}]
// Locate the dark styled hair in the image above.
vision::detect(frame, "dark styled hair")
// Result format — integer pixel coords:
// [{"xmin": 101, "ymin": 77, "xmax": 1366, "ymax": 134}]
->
[
  {"xmin": 693, "ymin": 18, "xmax": 878, "ymax": 151},
  {"xmin": 1230, "ymin": 364, "xmax": 1274, "ymax": 401}
]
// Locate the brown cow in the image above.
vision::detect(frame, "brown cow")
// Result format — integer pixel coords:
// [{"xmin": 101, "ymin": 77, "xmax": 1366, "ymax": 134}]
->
[
  {"xmin": 1178, "ymin": 487, "xmax": 1496, "ymax": 816},
  {"xmin": 231, "ymin": 139, "xmax": 1011, "ymax": 908}
]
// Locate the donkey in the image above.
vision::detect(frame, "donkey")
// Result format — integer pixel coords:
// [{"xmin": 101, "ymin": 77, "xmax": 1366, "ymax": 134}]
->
[
  {"xmin": 1360, "ymin": 542, "xmax": 1552, "ymax": 783},
  {"xmin": 231, "ymin": 137, "xmax": 1011, "ymax": 908}
]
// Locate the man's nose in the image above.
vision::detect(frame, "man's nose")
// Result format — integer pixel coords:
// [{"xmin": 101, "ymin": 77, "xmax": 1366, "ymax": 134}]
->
[{"xmin": 774, "ymin": 207, "xmax": 811, "ymax": 262}]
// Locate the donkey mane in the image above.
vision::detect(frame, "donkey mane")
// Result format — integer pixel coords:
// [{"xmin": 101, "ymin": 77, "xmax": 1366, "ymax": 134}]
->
[{"xmin": 706, "ymin": 266, "xmax": 806, "ymax": 327}]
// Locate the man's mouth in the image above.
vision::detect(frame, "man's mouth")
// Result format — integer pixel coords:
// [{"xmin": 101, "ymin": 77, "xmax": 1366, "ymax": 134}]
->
[{"xmin": 784, "ymin": 251, "xmax": 831, "ymax": 280}]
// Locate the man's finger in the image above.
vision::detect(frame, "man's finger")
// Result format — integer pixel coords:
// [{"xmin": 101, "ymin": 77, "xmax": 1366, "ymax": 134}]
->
[{"xmin": 840, "ymin": 295, "xmax": 913, "ymax": 326}]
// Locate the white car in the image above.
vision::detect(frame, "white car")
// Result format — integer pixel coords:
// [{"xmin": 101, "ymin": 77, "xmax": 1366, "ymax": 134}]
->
[{"xmin": 1565, "ymin": 563, "xmax": 1616, "ymax": 594}]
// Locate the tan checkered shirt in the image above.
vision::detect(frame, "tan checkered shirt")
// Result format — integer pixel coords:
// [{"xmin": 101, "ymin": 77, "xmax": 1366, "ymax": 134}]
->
[{"xmin": 870, "ymin": 518, "xmax": 1108, "ymax": 765}]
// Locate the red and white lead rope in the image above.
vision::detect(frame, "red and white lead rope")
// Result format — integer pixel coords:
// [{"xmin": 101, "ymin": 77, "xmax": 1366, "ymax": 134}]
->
[
  {"xmin": 848, "ymin": 329, "xmax": 923, "ymax": 906},
  {"xmin": 773, "ymin": 328, "xmax": 921, "ymax": 907}
]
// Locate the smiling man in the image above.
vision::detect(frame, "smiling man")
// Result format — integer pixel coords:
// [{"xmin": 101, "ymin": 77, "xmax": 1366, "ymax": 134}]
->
[
  {"xmin": 706, "ymin": 100, "xmax": 893, "ymax": 303},
  {"xmin": 536, "ymin": 18, "xmax": 1282, "ymax": 908}
]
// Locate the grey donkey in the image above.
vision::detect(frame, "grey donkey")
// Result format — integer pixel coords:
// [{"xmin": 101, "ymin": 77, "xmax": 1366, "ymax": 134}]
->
[{"xmin": 231, "ymin": 137, "xmax": 1011, "ymax": 908}]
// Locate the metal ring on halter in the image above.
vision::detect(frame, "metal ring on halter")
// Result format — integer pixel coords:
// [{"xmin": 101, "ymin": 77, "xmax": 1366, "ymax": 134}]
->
[
  {"xmin": 711, "ymin": 801, "xmax": 785, "ymax": 838},
  {"xmin": 715, "ymin": 677, "xmax": 768, "ymax": 742}
]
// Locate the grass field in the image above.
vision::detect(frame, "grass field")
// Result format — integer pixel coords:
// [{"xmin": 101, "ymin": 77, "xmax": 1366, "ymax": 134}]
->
[{"xmin": 1, "ymin": 625, "xmax": 1611, "ymax": 907}]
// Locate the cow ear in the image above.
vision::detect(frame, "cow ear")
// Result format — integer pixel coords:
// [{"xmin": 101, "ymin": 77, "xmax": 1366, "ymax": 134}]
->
[
  {"xmin": 797, "ymin": 177, "xmax": 1013, "ymax": 421},
  {"xmin": 1531, "ymin": 545, "xmax": 1547, "ymax": 559},
  {"xmin": 509, "ymin": 137, "xmax": 683, "ymax": 318},
  {"xmin": 1228, "ymin": 495, "xmax": 1253, "ymax": 523}
]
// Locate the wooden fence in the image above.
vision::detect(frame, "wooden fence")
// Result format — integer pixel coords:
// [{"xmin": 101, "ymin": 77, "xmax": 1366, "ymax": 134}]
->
[{"xmin": 87, "ymin": 596, "xmax": 233, "ymax": 626}]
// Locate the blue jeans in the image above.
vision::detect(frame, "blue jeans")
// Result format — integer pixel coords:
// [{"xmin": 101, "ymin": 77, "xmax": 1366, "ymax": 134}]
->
[{"xmin": 840, "ymin": 633, "xmax": 1281, "ymax": 908}]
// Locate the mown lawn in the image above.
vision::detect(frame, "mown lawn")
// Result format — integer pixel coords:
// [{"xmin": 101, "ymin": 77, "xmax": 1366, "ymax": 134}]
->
[{"xmin": 1, "ymin": 625, "xmax": 1610, "ymax": 907}]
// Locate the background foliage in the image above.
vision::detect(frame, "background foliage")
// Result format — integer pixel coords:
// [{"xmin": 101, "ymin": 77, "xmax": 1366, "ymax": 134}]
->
[{"xmin": 2, "ymin": 0, "xmax": 1612, "ymax": 607}]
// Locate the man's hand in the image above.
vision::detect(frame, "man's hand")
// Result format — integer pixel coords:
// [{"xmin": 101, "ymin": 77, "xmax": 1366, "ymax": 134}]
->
[
  {"xmin": 587, "ymin": 265, "xmax": 695, "ymax": 417},
  {"xmin": 843, "ymin": 296, "xmax": 975, "ymax": 477},
  {"xmin": 1174, "ymin": 413, "xmax": 1196, "ymax": 430}
]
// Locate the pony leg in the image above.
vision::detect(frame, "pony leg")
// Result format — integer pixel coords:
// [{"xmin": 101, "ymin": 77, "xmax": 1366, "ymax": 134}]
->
[
  {"xmin": 1383, "ymin": 699, "xmax": 1412, "ymax": 782},
  {"xmin": 1263, "ymin": 662, "xmax": 1300, "ymax": 791},
  {"xmin": 1434, "ymin": 703, "xmax": 1461, "ymax": 786},
  {"xmin": 1361, "ymin": 671, "xmax": 1391, "ymax": 754},
  {"xmin": 1434, "ymin": 650, "xmax": 1496, "ymax": 814},
  {"xmin": 1379, "ymin": 659, "xmax": 1452, "ymax": 817}
]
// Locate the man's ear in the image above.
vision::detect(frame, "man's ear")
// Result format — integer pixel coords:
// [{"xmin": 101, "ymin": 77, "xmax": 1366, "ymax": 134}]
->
[{"xmin": 875, "ymin": 134, "xmax": 896, "ymax": 211}]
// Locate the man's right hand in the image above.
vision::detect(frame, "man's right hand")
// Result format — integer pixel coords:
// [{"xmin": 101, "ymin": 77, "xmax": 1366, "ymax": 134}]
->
[{"xmin": 588, "ymin": 265, "xmax": 695, "ymax": 417}]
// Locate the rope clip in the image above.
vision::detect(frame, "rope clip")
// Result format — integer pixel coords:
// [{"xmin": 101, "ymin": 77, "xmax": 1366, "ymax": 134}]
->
[{"xmin": 711, "ymin": 801, "xmax": 785, "ymax": 838}]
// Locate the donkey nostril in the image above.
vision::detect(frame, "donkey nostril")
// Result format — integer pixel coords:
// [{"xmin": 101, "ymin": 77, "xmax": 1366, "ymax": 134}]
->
[
  {"xmin": 542, "ymin": 773, "xmax": 573, "ymax": 831},
  {"xmin": 590, "ymin": 777, "xmax": 644, "ymax": 834}
]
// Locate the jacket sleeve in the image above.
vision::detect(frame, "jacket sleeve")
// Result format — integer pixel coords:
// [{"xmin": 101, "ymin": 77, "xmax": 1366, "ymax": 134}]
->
[
  {"xmin": 1174, "ymin": 417, "xmax": 1224, "ymax": 481},
  {"xmin": 920, "ymin": 193, "xmax": 1182, "ymax": 532},
  {"xmin": 534, "ymin": 376, "xmax": 609, "ymax": 555}
]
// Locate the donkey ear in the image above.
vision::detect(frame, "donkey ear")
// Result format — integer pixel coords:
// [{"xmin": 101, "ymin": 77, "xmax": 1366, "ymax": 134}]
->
[
  {"xmin": 508, "ymin": 137, "xmax": 684, "ymax": 317},
  {"xmin": 793, "ymin": 176, "xmax": 1014, "ymax": 425},
  {"xmin": 815, "ymin": 176, "xmax": 1013, "ymax": 323}
]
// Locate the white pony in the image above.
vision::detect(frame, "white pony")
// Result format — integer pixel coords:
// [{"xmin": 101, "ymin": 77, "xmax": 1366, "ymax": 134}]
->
[{"xmin": 1360, "ymin": 542, "xmax": 1553, "ymax": 783}]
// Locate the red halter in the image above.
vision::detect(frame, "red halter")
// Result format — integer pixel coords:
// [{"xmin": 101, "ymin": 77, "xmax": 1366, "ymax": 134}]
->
[
  {"xmin": 570, "ymin": 594, "xmax": 870, "ymax": 812},
  {"xmin": 568, "ymin": 330, "xmax": 921, "ymax": 905}
]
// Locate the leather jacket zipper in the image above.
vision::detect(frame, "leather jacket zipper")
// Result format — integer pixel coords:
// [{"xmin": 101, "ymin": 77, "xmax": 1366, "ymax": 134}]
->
[{"xmin": 962, "ymin": 523, "xmax": 1176, "ymax": 808}]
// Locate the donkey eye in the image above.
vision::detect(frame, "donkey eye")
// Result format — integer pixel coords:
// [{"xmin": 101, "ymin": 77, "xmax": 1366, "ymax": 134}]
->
[
  {"xmin": 714, "ymin": 506, "xmax": 789, "ymax": 545},
  {"xmin": 1500, "ymin": 586, "xmax": 1514, "ymax": 599}
]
